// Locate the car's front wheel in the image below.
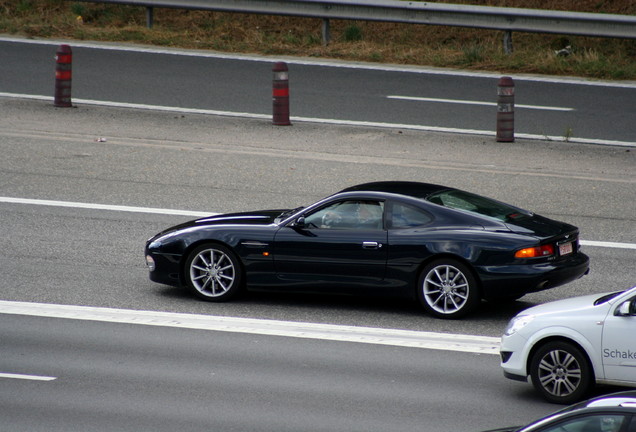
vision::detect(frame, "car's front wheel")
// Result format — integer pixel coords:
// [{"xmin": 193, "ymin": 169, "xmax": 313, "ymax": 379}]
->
[
  {"xmin": 184, "ymin": 244, "xmax": 243, "ymax": 302},
  {"xmin": 417, "ymin": 259, "xmax": 479, "ymax": 319},
  {"xmin": 529, "ymin": 341, "xmax": 593, "ymax": 404}
]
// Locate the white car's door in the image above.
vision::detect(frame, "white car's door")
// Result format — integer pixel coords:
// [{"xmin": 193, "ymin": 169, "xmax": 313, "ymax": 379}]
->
[{"xmin": 602, "ymin": 293, "xmax": 636, "ymax": 383}]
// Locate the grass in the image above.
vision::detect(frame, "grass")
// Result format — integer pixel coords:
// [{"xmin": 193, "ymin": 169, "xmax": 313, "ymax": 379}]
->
[{"xmin": 1, "ymin": 0, "xmax": 636, "ymax": 80}]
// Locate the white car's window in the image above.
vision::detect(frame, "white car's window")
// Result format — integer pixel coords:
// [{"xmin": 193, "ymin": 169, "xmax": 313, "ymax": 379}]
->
[{"xmin": 594, "ymin": 290, "xmax": 625, "ymax": 305}]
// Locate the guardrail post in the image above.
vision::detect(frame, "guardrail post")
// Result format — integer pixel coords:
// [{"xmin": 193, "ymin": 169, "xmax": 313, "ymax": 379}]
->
[
  {"xmin": 54, "ymin": 44, "xmax": 73, "ymax": 108},
  {"xmin": 322, "ymin": 19, "xmax": 331, "ymax": 45},
  {"xmin": 146, "ymin": 7, "xmax": 153, "ymax": 28},
  {"xmin": 503, "ymin": 31, "xmax": 513, "ymax": 54},
  {"xmin": 496, "ymin": 76, "xmax": 514, "ymax": 142},
  {"xmin": 272, "ymin": 62, "xmax": 291, "ymax": 126}
]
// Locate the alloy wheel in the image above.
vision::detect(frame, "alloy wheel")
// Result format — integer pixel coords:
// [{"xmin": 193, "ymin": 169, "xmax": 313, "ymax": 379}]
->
[
  {"xmin": 188, "ymin": 247, "xmax": 236, "ymax": 298},
  {"xmin": 422, "ymin": 264, "xmax": 470, "ymax": 315},
  {"xmin": 530, "ymin": 341, "xmax": 592, "ymax": 404},
  {"xmin": 536, "ymin": 349, "xmax": 582, "ymax": 398}
]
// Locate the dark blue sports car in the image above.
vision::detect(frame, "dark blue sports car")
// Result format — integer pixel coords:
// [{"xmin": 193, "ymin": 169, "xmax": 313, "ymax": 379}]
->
[{"xmin": 145, "ymin": 181, "xmax": 589, "ymax": 318}]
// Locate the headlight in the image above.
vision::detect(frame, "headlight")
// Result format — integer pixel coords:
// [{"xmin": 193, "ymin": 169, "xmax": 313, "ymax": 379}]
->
[
  {"xmin": 145, "ymin": 255, "xmax": 156, "ymax": 271},
  {"xmin": 504, "ymin": 314, "xmax": 534, "ymax": 336}
]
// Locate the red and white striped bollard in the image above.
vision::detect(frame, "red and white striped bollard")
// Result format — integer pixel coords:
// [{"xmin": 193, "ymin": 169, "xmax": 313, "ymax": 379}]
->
[
  {"xmin": 54, "ymin": 44, "xmax": 73, "ymax": 107},
  {"xmin": 272, "ymin": 62, "xmax": 291, "ymax": 126},
  {"xmin": 496, "ymin": 76, "xmax": 514, "ymax": 142}
]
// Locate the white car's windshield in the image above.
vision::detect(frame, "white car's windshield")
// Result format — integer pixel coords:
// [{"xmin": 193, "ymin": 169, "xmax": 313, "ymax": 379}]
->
[{"xmin": 594, "ymin": 290, "xmax": 625, "ymax": 305}]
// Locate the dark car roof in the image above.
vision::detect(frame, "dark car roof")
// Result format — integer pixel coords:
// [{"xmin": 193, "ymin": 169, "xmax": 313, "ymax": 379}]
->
[
  {"xmin": 490, "ymin": 391, "xmax": 636, "ymax": 432},
  {"xmin": 576, "ymin": 390, "xmax": 636, "ymax": 409},
  {"xmin": 339, "ymin": 181, "xmax": 452, "ymax": 200},
  {"xmin": 517, "ymin": 391, "xmax": 636, "ymax": 432}
]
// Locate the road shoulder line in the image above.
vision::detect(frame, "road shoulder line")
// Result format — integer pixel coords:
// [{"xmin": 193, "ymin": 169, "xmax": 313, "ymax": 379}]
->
[{"xmin": 0, "ymin": 300, "xmax": 501, "ymax": 355}]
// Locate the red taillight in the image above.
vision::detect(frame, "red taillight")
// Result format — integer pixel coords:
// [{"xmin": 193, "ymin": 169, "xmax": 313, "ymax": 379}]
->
[{"xmin": 515, "ymin": 244, "xmax": 555, "ymax": 258}]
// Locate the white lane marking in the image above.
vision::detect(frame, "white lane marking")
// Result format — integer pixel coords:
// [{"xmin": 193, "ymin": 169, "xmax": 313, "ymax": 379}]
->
[
  {"xmin": 0, "ymin": 92, "xmax": 269, "ymax": 120},
  {"xmin": 0, "ymin": 372, "xmax": 56, "ymax": 381},
  {"xmin": 582, "ymin": 240, "xmax": 636, "ymax": 250},
  {"xmin": 3, "ymin": 36, "xmax": 636, "ymax": 88},
  {"xmin": 1, "ymin": 92, "xmax": 635, "ymax": 148},
  {"xmin": 0, "ymin": 196, "xmax": 212, "ymax": 217},
  {"xmin": 387, "ymin": 95, "xmax": 574, "ymax": 111},
  {"xmin": 0, "ymin": 301, "xmax": 500, "ymax": 354},
  {"xmin": 1, "ymin": 196, "xmax": 634, "ymax": 250}
]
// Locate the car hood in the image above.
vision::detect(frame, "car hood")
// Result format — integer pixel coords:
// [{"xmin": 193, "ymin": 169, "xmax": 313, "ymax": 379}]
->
[
  {"xmin": 192, "ymin": 209, "xmax": 287, "ymax": 226},
  {"xmin": 149, "ymin": 209, "xmax": 288, "ymax": 240},
  {"xmin": 521, "ymin": 291, "xmax": 613, "ymax": 318},
  {"xmin": 480, "ymin": 428, "xmax": 519, "ymax": 432}
]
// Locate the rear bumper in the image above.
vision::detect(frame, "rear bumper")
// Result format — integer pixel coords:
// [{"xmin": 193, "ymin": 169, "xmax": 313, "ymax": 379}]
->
[{"xmin": 478, "ymin": 252, "xmax": 589, "ymax": 300}]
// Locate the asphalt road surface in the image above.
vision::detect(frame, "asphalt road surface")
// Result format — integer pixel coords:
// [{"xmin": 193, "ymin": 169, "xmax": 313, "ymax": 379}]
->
[
  {"xmin": 0, "ymin": 38, "xmax": 635, "ymax": 431},
  {"xmin": 1, "ymin": 312, "xmax": 566, "ymax": 432},
  {"xmin": 1, "ymin": 97, "xmax": 634, "ymax": 331}
]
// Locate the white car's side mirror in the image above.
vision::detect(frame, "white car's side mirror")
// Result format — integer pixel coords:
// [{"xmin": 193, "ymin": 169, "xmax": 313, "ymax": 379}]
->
[{"xmin": 615, "ymin": 299, "xmax": 636, "ymax": 317}]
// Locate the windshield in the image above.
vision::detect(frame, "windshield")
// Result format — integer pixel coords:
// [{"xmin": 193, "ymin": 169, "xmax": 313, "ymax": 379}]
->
[
  {"xmin": 275, "ymin": 207, "xmax": 304, "ymax": 224},
  {"xmin": 594, "ymin": 290, "xmax": 625, "ymax": 306},
  {"xmin": 426, "ymin": 190, "xmax": 531, "ymax": 222}
]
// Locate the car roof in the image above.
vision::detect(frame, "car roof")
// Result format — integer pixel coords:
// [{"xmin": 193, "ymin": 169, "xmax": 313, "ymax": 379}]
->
[
  {"xmin": 583, "ymin": 391, "xmax": 636, "ymax": 409},
  {"xmin": 517, "ymin": 392, "xmax": 636, "ymax": 432},
  {"xmin": 339, "ymin": 181, "xmax": 453, "ymax": 199},
  {"xmin": 553, "ymin": 391, "xmax": 636, "ymax": 417}
]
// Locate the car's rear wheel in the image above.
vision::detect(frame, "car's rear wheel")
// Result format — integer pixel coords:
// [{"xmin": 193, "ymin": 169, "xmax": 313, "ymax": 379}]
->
[
  {"xmin": 417, "ymin": 259, "xmax": 479, "ymax": 319},
  {"xmin": 529, "ymin": 341, "xmax": 593, "ymax": 404},
  {"xmin": 184, "ymin": 244, "xmax": 243, "ymax": 302}
]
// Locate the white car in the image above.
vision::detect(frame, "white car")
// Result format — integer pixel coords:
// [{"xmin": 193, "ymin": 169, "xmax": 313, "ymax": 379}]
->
[{"xmin": 501, "ymin": 285, "xmax": 636, "ymax": 404}]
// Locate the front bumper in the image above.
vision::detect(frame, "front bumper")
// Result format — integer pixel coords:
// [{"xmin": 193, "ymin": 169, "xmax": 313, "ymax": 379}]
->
[
  {"xmin": 500, "ymin": 332, "xmax": 531, "ymax": 382},
  {"xmin": 145, "ymin": 247, "xmax": 183, "ymax": 287},
  {"xmin": 503, "ymin": 370, "xmax": 528, "ymax": 382}
]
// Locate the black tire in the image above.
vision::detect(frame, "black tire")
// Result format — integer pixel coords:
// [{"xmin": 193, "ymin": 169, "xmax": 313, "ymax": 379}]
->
[
  {"xmin": 184, "ymin": 244, "xmax": 243, "ymax": 302},
  {"xmin": 417, "ymin": 259, "xmax": 480, "ymax": 319},
  {"xmin": 529, "ymin": 341, "xmax": 594, "ymax": 404}
]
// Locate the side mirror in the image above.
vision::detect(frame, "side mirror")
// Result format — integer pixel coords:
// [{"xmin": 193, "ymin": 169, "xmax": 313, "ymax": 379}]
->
[
  {"xmin": 292, "ymin": 216, "xmax": 306, "ymax": 229},
  {"xmin": 615, "ymin": 299, "xmax": 636, "ymax": 317}
]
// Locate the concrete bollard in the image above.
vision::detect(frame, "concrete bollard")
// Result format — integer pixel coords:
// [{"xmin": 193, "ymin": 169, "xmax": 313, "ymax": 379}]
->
[
  {"xmin": 272, "ymin": 62, "xmax": 291, "ymax": 126},
  {"xmin": 54, "ymin": 44, "xmax": 73, "ymax": 107},
  {"xmin": 496, "ymin": 76, "xmax": 514, "ymax": 142}
]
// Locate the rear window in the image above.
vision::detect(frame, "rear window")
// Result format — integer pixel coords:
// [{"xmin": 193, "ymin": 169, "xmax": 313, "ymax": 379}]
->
[{"xmin": 426, "ymin": 190, "xmax": 530, "ymax": 222}]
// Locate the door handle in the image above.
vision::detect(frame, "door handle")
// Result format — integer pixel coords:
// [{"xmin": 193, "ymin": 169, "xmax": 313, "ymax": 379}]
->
[{"xmin": 362, "ymin": 241, "xmax": 382, "ymax": 249}]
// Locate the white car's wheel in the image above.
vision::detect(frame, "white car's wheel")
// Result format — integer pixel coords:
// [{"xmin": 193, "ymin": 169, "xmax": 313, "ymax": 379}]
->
[{"xmin": 530, "ymin": 341, "xmax": 593, "ymax": 404}]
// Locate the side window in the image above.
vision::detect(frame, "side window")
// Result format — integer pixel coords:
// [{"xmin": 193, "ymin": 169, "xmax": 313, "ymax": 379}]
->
[
  {"xmin": 538, "ymin": 414, "xmax": 627, "ymax": 432},
  {"xmin": 390, "ymin": 202, "xmax": 433, "ymax": 229},
  {"xmin": 303, "ymin": 200, "xmax": 384, "ymax": 230}
]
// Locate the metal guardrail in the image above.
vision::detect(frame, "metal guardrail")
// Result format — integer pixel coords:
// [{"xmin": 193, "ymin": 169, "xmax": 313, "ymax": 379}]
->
[{"xmin": 76, "ymin": 0, "xmax": 636, "ymax": 51}]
